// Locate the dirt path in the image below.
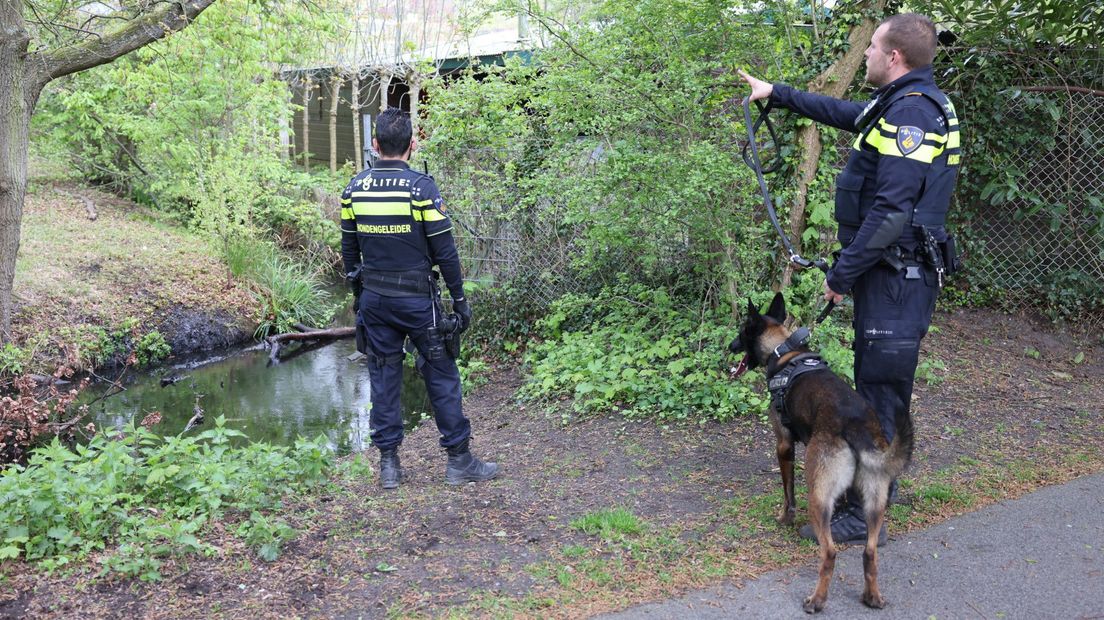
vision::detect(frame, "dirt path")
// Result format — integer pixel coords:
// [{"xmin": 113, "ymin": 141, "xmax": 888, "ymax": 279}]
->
[{"xmin": 3, "ymin": 307, "xmax": 1103, "ymax": 619}]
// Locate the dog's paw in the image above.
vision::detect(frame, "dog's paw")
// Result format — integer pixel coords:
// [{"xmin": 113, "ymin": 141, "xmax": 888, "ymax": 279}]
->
[
  {"xmin": 777, "ymin": 510, "xmax": 795, "ymax": 526},
  {"xmin": 803, "ymin": 595, "xmax": 826, "ymax": 614},
  {"xmin": 862, "ymin": 591, "xmax": 886, "ymax": 609}
]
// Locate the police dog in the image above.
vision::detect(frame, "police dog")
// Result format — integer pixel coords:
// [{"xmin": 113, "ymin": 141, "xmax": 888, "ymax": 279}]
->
[{"xmin": 729, "ymin": 292, "xmax": 913, "ymax": 613}]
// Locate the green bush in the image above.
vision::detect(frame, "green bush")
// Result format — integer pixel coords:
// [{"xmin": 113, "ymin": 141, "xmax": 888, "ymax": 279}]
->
[
  {"xmin": 521, "ymin": 281, "xmax": 768, "ymax": 422},
  {"xmin": 135, "ymin": 331, "xmax": 171, "ymax": 368},
  {"xmin": 0, "ymin": 417, "xmax": 332, "ymax": 580},
  {"xmin": 0, "ymin": 343, "xmax": 28, "ymax": 376}
]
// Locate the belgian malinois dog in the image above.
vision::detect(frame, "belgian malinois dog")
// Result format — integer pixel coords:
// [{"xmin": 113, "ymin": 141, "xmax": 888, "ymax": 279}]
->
[{"xmin": 729, "ymin": 292, "xmax": 914, "ymax": 613}]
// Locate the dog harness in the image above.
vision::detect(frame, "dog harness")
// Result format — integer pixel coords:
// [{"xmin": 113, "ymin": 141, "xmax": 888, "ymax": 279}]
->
[{"xmin": 766, "ymin": 327, "xmax": 832, "ymax": 426}]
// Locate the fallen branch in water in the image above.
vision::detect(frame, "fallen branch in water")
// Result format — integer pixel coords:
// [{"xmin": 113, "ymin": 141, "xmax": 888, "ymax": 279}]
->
[{"xmin": 265, "ymin": 326, "xmax": 354, "ymax": 364}]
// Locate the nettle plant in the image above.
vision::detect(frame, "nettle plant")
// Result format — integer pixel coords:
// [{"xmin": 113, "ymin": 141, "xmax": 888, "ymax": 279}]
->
[
  {"xmin": 0, "ymin": 418, "xmax": 333, "ymax": 580},
  {"xmin": 522, "ymin": 281, "xmax": 769, "ymax": 423}
]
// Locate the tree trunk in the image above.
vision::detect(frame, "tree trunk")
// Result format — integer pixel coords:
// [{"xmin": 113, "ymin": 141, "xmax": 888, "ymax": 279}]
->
[
  {"xmin": 329, "ymin": 74, "xmax": 343, "ymax": 173},
  {"xmin": 0, "ymin": 2, "xmax": 33, "ymax": 341},
  {"xmin": 781, "ymin": 0, "xmax": 886, "ymax": 289},
  {"xmin": 351, "ymin": 73, "xmax": 362, "ymax": 171},
  {"xmin": 301, "ymin": 77, "xmax": 312, "ymax": 170},
  {"xmin": 266, "ymin": 326, "xmax": 354, "ymax": 364},
  {"xmin": 379, "ymin": 71, "xmax": 391, "ymax": 111}
]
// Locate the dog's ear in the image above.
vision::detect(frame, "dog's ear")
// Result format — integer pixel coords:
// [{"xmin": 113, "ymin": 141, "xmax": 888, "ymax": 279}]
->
[
  {"xmin": 766, "ymin": 291, "xmax": 786, "ymax": 322},
  {"xmin": 746, "ymin": 297, "xmax": 760, "ymax": 319}
]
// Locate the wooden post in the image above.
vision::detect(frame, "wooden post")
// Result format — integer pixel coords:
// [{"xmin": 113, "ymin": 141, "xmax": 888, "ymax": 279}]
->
[
  {"xmin": 329, "ymin": 73, "xmax": 343, "ymax": 173},
  {"xmin": 301, "ymin": 76, "xmax": 312, "ymax": 170}
]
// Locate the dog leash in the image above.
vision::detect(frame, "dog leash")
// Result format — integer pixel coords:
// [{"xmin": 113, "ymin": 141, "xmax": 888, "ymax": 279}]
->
[{"xmin": 741, "ymin": 96, "xmax": 836, "ymax": 324}]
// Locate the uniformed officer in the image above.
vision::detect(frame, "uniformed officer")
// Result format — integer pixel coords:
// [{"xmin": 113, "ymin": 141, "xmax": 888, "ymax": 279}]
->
[
  {"xmin": 739, "ymin": 13, "xmax": 960, "ymax": 544},
  {"xmin": 340, "ymin": 108, "xmax": 499, "ymax": 489}
]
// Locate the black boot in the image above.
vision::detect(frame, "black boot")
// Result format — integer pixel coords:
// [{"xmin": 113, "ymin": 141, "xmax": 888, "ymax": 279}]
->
[
  {"xmin": 799, "ymin": 506, "xmax": 887, "ymax": 546},
  {"xmin": 444, "ymin": 439, "xmax": 499, "ymax": 485},
  {"xmin": 379, "ymin": 448, "xmax": 403, "ymax": 490}
]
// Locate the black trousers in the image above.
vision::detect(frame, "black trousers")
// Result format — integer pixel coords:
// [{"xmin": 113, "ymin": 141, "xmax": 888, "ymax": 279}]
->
[
  {"xmin": 851, "ymin": 262, "xmax": 939, "ymax": 443},
  {"xmin": 842, "ymin": 262, "xmax": 938, "ymax": 514},
  {"xmin": 358, "ymin": 290, "xmax": 470, "ymax": 451}
]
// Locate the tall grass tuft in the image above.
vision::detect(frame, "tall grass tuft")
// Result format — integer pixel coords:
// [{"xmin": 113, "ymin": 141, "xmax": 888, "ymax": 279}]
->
[{"xmin": 221, "ymin": 236, "xmax": 337, "ymax": 336}]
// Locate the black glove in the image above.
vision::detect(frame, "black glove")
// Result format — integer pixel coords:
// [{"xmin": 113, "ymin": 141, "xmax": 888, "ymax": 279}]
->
[
  {"xmin": 346, "ymin": 271, "xmax": 362, "ymax": 309},
  {"xmin": 453, "ymin": 297, "xmax": 472, "ymax": 333}
]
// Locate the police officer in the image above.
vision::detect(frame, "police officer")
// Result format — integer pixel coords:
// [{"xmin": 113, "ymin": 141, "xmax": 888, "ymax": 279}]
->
[
  {"xmin": 340, "ymin": 108, "xmax": 499, "ymax": 489},
  {"xmin": 739, "ymin": 13, "xmax": 960, "ymax": 544}
]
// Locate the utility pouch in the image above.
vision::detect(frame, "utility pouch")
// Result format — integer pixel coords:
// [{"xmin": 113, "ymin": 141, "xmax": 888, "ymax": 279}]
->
[
  {"xmin": 880, "ymin": 246, "xmax": 906, "ymax": 272},
  {"xmin": 438, "ymin": 314, "xmax": 461, "ymax": 360},
  {"xmin": 940, "ymin": 235, "xmax": 961, "ymax": 275},
  {"xmin": 425, "ymin": 328, "xmax": 446, "ymax": 362},
  {"xmin": 445, "ymin": 328, "xmax": 461, "ymax": 359}
]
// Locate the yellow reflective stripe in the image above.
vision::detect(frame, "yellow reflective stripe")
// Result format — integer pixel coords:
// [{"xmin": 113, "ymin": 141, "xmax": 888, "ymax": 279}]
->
[
  {"xmin": 947, "ymin": 130, "xmax": 960, "ymax": 149},
  {"xmin": 411, "ymin": 199, "xmax": 434, "ymax": 207},
  {"xmin": 341, "ymin": 197, "xmax": 352, "ymax": 205},
  {"xmin": 924, "ymin": 132, "xmax": 948, "ymax": 144},
  {"xmin": 878, "ymin": 117, "xmax": 898, "ymax": 132},
  {"xmin": 414, "ymin": 208, "xmax": 447, "ymax": 222},
  {"xmin": 352, "ymin": 202, "xmax": 410, "ymax": 216},
  {"xmin": 864, "ymin": 130, "xmax": 944, "ymax": 163},
  {"xmin": 340, "ymin": 207, "xmax": 354, "ymax": 220},
  {"xmin": 351, "ymin": 191, "xmax": 410, "ymax": 199}
]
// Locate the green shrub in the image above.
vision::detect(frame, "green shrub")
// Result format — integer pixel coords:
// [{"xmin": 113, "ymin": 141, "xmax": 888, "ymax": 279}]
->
[
  {"xmin": 249, "ymin": 251, "xmax": 339, "ymax": 337},
  {"xmin": 0, "ymin": 343, "xmax": 28, "ymax": 376},
  {"xmin": 135, "ymin": 331, "xmax": 171, "ymax": 368},
  {"xmin": 0, "ymin": 418, "xmax": 332, "ymax": 580},
  {"xmin": 521, "ymin": 281, "xmax": 768, "ymax": 422}
]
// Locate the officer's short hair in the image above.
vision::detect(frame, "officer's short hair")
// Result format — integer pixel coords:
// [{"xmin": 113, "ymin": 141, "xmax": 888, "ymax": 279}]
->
[
  {"xmin": 881, "ymin": 13, "xmax": 937, "ymax": 69},
  {"xmin": 375, "ymin": 108, "xmax": 412, "ymax": 157}
]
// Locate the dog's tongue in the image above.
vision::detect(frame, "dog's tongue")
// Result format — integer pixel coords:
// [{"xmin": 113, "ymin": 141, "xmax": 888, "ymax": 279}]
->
[{"xmin": 729, "ymin": 356, "xmax": 748, "ymax": 379}]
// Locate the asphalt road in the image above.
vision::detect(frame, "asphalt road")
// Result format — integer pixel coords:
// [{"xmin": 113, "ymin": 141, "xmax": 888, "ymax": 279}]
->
[{"xmin": 600, "ymin": 472, "xmax": 1104, "ymax": 620}]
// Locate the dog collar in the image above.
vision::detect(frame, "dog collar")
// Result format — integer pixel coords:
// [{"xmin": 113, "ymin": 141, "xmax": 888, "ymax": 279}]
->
[{"xmin": 771, "ymin": 326, "xmax": 811, "ymax": 362}]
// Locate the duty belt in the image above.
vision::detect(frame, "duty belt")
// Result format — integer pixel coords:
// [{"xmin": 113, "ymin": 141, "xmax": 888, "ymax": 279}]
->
[{"xmin": 360, "ymin": 270, "xmax": 434, "ymax": 294}]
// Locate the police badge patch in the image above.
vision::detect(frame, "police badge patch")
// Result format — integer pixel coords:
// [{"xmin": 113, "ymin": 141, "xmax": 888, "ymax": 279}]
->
[{"xmin": 896, "ymin": 126, "xmax": 924, "ymax": 155}]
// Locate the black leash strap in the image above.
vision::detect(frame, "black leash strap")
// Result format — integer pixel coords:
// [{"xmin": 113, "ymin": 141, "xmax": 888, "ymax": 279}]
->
[{"xmin": 741, "ymin": 96, "xmax": 836, "ymax": 323}]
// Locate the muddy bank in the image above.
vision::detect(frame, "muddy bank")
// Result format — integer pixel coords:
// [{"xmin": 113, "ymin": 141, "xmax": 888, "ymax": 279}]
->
[{"xmin": 156, "ymin": 305, "xmax": 256, "ymax": 359}]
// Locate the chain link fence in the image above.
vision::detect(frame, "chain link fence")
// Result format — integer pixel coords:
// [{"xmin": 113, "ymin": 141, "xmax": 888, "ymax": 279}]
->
[{"xmin": 967, "ymin": 90, "xmax": 1104, "ymax": 293}]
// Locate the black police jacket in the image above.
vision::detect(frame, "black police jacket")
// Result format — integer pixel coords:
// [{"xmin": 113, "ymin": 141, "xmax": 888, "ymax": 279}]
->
[
  {"xmin": 771, "ymin": 65, "xmax": 960, "ymax": 294},
  {"xmin": 340, "ymin": 160, "xmax": 465, "ymax": 299}
]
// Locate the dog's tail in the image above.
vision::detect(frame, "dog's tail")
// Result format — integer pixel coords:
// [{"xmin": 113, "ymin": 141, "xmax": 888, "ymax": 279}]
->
[{"xmin": 887, "ymin": 408, "xmax": 916, "ymax": 476}]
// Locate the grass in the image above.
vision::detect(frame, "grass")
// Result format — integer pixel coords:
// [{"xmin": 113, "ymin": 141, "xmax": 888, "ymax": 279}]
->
[
  {"xmin": 218, "ymin": 235, "xmax": 338, "ymax": 337},
  {"xmin": 570, "ymin": 508, "xmax": 645, "ymax": 540}
]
